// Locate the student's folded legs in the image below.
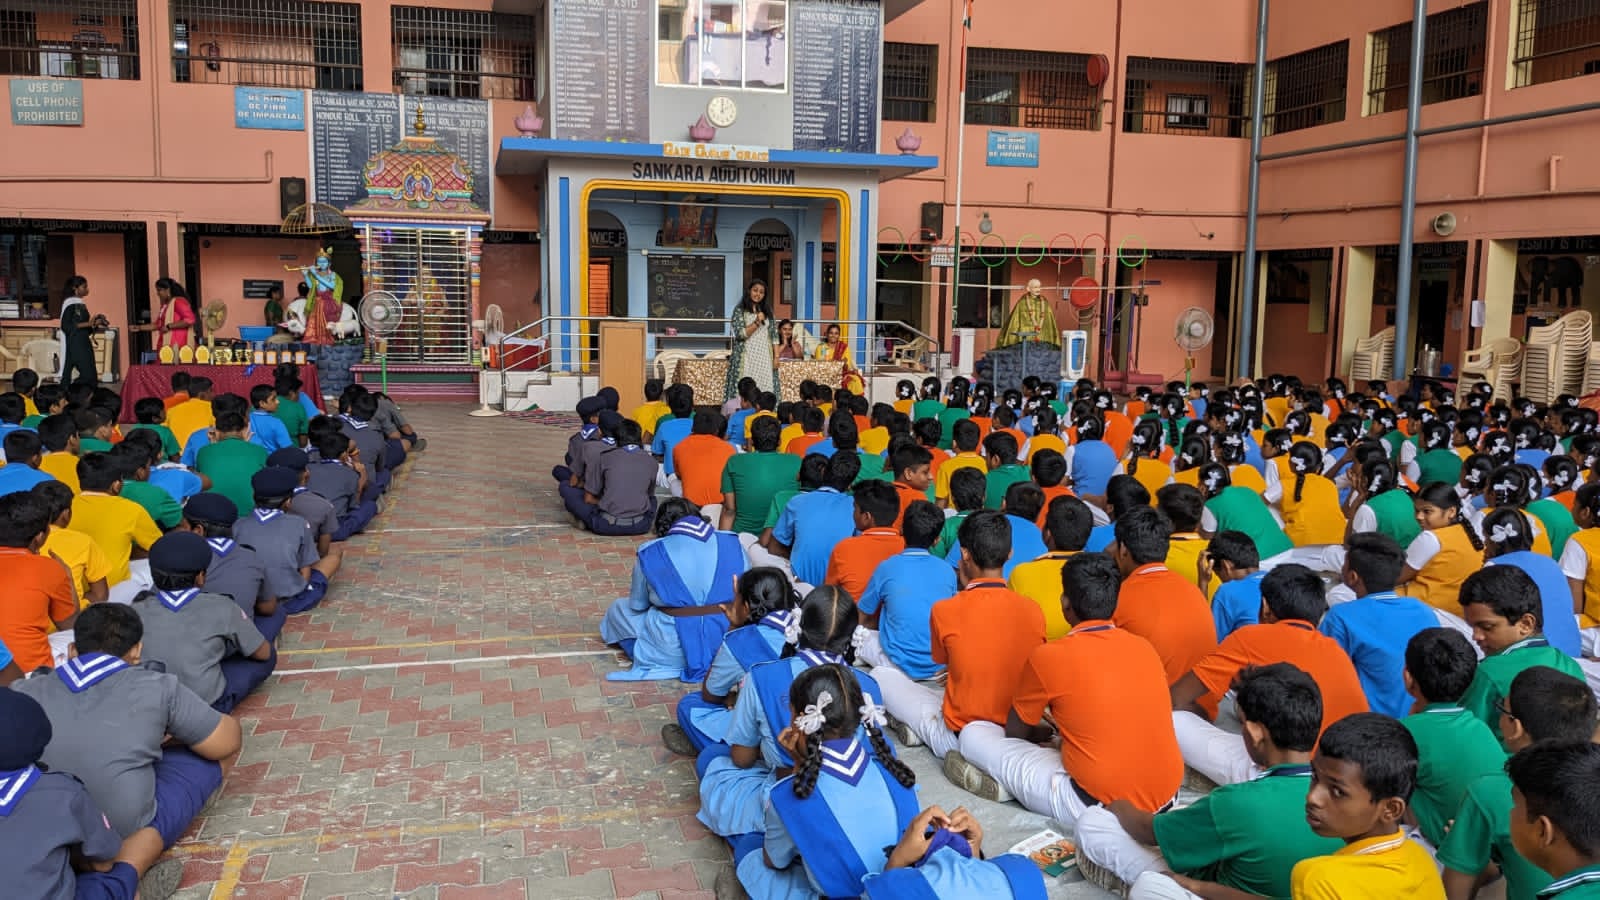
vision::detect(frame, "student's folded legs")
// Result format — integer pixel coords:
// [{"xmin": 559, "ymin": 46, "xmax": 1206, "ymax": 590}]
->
[
  {"xmin": 1127, "ymin": 872, "xmax": 1205, "ymax": 900},
  {"xmin": 874, "ymin": 666, "xmax": 958, "ymax": 758},
  {"xmin": 955, "ymin": 721, "xmax": 1092, "ymax": 827},
  {"xmin": 213, "ymin": 645, "xmax": 276, "ymax": 713},
  {"xmin": 1075, "ymin": 805, "xmax": 1167, "ymax": 885},
  {"xmin": 1171, "ymin": 711, "xmax": 1259, "ymax": 786},
  {"xmin": 148, "ymin": 747, "xmax": 224, "ymax": 848},
  {"xmin": 332, "ymin": 499, "xmax": 378, "ymax": 541}
]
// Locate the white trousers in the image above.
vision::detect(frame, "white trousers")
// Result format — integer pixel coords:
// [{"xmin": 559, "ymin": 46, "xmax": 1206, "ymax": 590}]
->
[
  {"xmin": 1075, "ymin": 805, "xmax": 1166, "ymax": 885},
  {"xmin": 740, "ymin": 533, "xmax": 802, "ymax": 585},
  {"xmin": 956, "ymin": 720, "xmax": 1090, "ymax": 828},
  {"xmin": 107, "ymin": 559, "xmax": 152, "ymax": 606},
  {"xmin": 875, "ymin": 666, "xmax": 959, "ymax": 758},
  {"xmin": 1172, "ymin": 711, "xmax": 1259, "ymax": 786},
  {"xmin": 853, "ymin": 628, "xmax": 897, "ymax": 671},
  {"xmin": 1128, "ymin": 872, "xmax": 1204, "ymax": 900},
  {"xmin": 699, "ymin": 503, "xmax": 723, "ymax": 527},
  {"xmin": 1261, "ymin": 544, "xmax": 1346, "ymax": 575}
]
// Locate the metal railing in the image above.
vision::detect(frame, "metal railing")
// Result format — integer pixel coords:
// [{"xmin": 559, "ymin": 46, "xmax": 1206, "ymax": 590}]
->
[{"xmin": 487, "ymin": 315, "xmax": 943, "ymax": 404}]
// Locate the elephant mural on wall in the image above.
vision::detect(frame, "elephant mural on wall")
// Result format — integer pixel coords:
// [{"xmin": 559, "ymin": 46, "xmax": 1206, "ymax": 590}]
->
[{"xmin": 1528, "ymin": 256, "xmax": 1585, "ymax": 309}]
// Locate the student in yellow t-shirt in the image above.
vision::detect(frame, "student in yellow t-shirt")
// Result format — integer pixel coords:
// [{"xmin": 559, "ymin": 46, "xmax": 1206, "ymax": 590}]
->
[
  {"xmin": 67, "ymin": 453, "xmax": 163, "ymax": 586},
  {"xmin": 35, "ymin": 413, "xmax": 81, "ymax": 494},
  {"xmin": 33, "ymin": 480, "xmax": 111, "ymax": 607},
  {"xmin": 165, "ymin": 375, "xmax": 217, "ymax": 446},
  {"xmin": 1291, "ymin": 713, "xmax": 1446, "ymax": 899},
  {"xmin": 1156, "ymin": 483, "xmax": 1221, "ymax": 597},
  {"xmin": 935, "ymin": 418, "xmax": 988, "ymax": 507},
  {"xmin": 1008, "ymin": 494, "xmax": 1091, "ymax": 639},
  {"xmin": 630, "ymin": 379, "xmax": 670, "ymax": 441}
]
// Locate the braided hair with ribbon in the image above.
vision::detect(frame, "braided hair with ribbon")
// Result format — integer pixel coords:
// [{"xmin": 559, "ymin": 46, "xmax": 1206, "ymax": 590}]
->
[
  {"xmin": 1482, "ymin": 507, "xmax": 1535, "ymax": 556},
  {"xmin": 782, "ymin": 585, "xmax": 861, "ymax": 663},
  {"xmin": 1288, "ymin": 441, "xmax": 1323, "ymax": 503},
  {"xmin": 1197, "ymin": 462, "xmax": 1231, "ymax": 499},
  {"xmin": 787, "ymin": 664, "xmax": 915, "ymax": 799}
]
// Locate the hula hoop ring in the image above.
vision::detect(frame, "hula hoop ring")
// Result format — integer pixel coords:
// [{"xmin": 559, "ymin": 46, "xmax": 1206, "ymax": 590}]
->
[
  {"xmin": 1015, "ymin": 234, "xmax": 1047, "ymax": 267},
  {"xmin": 1046, "ymin": 232, "xmax": 1080, "ymax": 267},
  {"xmin": 1118, "ymin": 234, "xmax": 1150, "ymax": 267},
  {"xmin": 877, "ymin": 226, "xmax": 907, "ymax": 265},
  {"xmin": 976, "ymin": 233, "xmax": 1007, "ymax": 266}
]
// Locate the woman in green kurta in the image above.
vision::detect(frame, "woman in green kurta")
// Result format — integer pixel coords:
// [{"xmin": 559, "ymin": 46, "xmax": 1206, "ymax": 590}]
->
[{"xmin": 724, "ymin": 279, "xmax": 776, "ymax": 402}]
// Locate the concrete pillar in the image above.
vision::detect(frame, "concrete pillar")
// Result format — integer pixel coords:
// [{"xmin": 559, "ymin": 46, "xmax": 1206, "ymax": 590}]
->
[
  {"xmin": 1249, "ymin": 253, "xmax": 1268, "ymax": 379},
  {"xmin": 1477, "ymin": 238, "xmax": 1518, "ymax": 344},
  {"xmin": 1338, "ymin": 246, "xmax": 1376, "ymax": 377}
]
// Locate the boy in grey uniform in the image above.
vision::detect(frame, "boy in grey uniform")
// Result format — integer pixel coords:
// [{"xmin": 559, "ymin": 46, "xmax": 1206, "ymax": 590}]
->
[
  {"xmin": 562, "ymin": 419, "xmax": 658, "ymax": 536},
  {"xmin": 179, "ymin": 492, "xmax": 281, "ymax": 641},
  {"xmin": 233, "ymin": 467, "xmax": 342, "ymax": 614},
  {"xmin": 375, "ymin": 391, "xmax": 425, "ymax": 452},
  {"xmin": 12, "ymin": 604, "xmax": 242, "ymax": 848},
  {"xmin": 338, "ymin": 392, "xmax": 391, "ymax": 493},
  {"xmin": 0, "ymin": 689, "xmax": 178, "ymax": 900},
  {"xmin": 554, "ymin": 395, "xmax": 606, "ymax": 481},
  {"xmin": 307, "ymin": 432, "xmax": 377, "ymax": 541},
  {"xmin": 267, "ymin": 447, "xmax": 339, "ymax": 555},
  {"xmin": 132, "ymin": 531, "xmax": 272, "ymax": 713}
]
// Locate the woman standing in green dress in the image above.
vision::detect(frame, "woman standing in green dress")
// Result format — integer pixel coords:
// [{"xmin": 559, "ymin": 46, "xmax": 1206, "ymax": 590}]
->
[{"xmin": 725, "ymin": 279, "xmax": 777, "ymax": 401}]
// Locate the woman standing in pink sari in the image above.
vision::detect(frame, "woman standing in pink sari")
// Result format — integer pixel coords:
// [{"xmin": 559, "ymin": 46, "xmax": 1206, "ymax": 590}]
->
[{"xmin": 133, "ymin": 278, "xmax": 196, "ymax": 351}]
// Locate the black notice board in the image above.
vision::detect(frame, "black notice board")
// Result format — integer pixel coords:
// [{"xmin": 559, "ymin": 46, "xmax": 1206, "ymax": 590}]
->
[
  {"xmin": 310, "ymin": 92, "xmax": 493, "ymax": 212},
  {"xmin": 647, "ymin": 254, "xmax": 725, "ymax": 334},
  {"xmin": 242, "ymin": 279, "xmax": 283, "ymax": 300},
  {"xmin": 792, "ymin": 0, "xmax": 882, "ymax": 153},
  {"xmin": 551, "ymin": 0, "xmax": 651, "ymax": 142}
]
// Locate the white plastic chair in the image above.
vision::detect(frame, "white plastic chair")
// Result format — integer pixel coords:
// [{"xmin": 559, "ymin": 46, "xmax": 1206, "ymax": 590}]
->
[
  {"xmin": 1522, "ymin": 319, "xmax": 1565, "ymax": 403},
  {"xmin": 1557, "ymin": 310, "xmax": 1592, "ymax": 397},
  {"xmin": 1349, "ymin": 327, "xmax": 1395, "ymax": 383},
  {"xmin": 1458, "ymin": 337, "xmax": 1521, "ymax": 403},
  {"xmin": 21, "ymin": 339, "xmax": 60, "ymax": 380}
]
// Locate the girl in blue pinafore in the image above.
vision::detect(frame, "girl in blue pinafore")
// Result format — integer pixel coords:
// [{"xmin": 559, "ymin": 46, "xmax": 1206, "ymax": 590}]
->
[
  {"xmin": 599, "ymin": 498, "xmax": 747, "ymax": 682},
  {"xmin": 737, "ymin": 663, "xmax": 917, "ymax": 899},
  {"xmin": 696, "ymin": 587, "xmax": 882, "ymax": 864},
  {"xmin": 669, "ymin": 567, "xmax": 799, "ymax": 755}
]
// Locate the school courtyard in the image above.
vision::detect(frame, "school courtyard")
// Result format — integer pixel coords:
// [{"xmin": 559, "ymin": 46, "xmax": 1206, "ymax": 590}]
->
[{"xmin": 164, "ymin": 402, "xmax": 1114, "ymax": 899}]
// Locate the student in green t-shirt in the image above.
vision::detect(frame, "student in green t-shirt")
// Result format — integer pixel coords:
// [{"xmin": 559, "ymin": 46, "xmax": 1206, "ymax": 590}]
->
[
  {"xmin": 1075, "ymin": 662, "xmax": 1342, "ymax": 897},
  {"xmin": 933, "ymin": 467, "xmax": 985, "ymax": 559},
  {"xmin": 273, "ymin": 373, "xmax": 310, "ymax": 446},
  {"xmin": 1440, "ymin": 665, "xmax": 1597, "ymax": 900},
  {"xmin": 109, "ymin": 440, "xmax": 182, "ymax": 530},
  {"xmin": 20, "ymin": 383, "xmax": 66, "ymax": 429},
  {"xmin": 73, "ymin": 406, "xmax": 115, "ymax": 453},
  {"xmin": 1506, "ymin": 740, "xmax": 1600, "ymax": 899},
  {"xmin": 1458, "ymin": 566, "xmax": 1585, "ymax": 742},
  {"xmin": 195, "ymin": 410, "xmax": 270, "ymax": 515},
  {"xmin": 981, "ymin": 430, "xmax": 1029, "ymax": 510},
  {"xmin": 719, "ymin": 416, "xmax": 800, "ymax": 536},
  {"xmin": 127, "ymin": 397, "xmax": 182, "ymax": 460},
  {"xmin": 1399, "ymin": 628, "xmax": 1509, "ymax": 849}
]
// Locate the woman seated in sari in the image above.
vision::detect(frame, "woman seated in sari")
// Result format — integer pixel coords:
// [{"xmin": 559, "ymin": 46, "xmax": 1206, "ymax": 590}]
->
[
  {"xmin": 814, "ymin": 322, "xmax": 865, "ymax": 394},
  {"xmin": 600, "ymin": 498, "xmax": 750, "ymax": 682}
]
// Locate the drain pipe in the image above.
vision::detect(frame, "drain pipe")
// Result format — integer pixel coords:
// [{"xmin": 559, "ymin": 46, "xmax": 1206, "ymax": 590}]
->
[
  {"xmin": 1392, "ymin": 0, "xmax": 1428, "ymax": 381},
  {"xmin": 1237, "ymin": 0, "xmax": 1269, "ymax": 380}
]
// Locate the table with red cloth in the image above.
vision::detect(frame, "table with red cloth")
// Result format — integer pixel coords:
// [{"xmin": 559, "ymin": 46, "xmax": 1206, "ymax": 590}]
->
[{"xmin": 117, "ymin": 364, "xmax": 321, "ymax": 422}]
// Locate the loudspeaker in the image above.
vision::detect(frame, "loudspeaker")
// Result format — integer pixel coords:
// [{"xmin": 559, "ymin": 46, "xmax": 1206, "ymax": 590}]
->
[
  {"xmin": 278, "ymin": 177, "xmax": 307, "ymax": 220},
  {"xmin": 919, "ymin": 202, "xmax": 943, "ymax": 241}
]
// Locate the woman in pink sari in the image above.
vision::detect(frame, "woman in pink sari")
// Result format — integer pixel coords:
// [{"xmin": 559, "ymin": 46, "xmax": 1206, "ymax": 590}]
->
[{"xmin": 133, "ymin": 278, "xmax": 196, "ymax": 350}]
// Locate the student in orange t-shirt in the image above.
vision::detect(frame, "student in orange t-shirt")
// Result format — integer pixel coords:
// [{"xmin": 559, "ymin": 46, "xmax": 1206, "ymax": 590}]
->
[
  {"xmin": 1109, "ymin": 506, "xmax": 1218, "ymax": 685},
  {"xmin": 0, "ymin": 491, "xmax": 78, "ymax": 672},
  {"xmin": 785, "ymin": 406, "xmax": 827, "ymax": 457},
  {"xmin": 1030, "ymin": 449, "xmax": 1073, "ymax": 529},
  {"xmin": 889, "ymin": 441, "xmax": 934, "ymax": 529},
  {"xmin": 876, "ymin": 510, "xmax": 1046, "ymax": 759},
  {"xmin": 912, "ymin": 418, "xmax": 950, "ymax": 483},
  {"xmin": 824, "ymin": 480, "xmax": 905, "ymax": 602},
  {"xmin": 1170, "ymin": 563, "xmax": 1370, "ymax": 786},
  {"xmin": 949, "ymin": 552, "xmax": 1183, "ymax": 825},
  {"xmin": 162, "ymin": 370, "xmax": 192, "ymax": 411},
  {"xmin": 671, "ymin": 410, "xmax": 736, "ymax": 513}
]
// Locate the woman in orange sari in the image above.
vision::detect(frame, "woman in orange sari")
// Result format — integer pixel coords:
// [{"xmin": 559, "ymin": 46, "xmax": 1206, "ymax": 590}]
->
[{"xmin": 813, "ymin": 322, "xmax": 864, "ymax": 394}]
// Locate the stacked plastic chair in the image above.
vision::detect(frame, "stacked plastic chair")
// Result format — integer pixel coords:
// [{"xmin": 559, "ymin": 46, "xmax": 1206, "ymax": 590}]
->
[
  {"xmin": 1459, "ymin": 337, "xmax": 1522, "ymax": 404},
  {"xmin": 1584, "ymin": 341, "xmax": 1600, "ymax": 396},
  {"xmin": 1349, "ymin": 326, "xmax": 1395, "ymax": 384},
  {"xmin": 1557, "ymin": 310, "xmax": 1592, "ymax": 397},
  {"xmin": 1521, "ymin": 319, "xmax": 1564, "ymax": 403}
]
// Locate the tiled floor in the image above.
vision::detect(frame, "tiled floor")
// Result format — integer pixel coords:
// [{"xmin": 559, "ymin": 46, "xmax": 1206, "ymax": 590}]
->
[{"xmin": 172, "ymin": 403, "xmax": 1112, "ymax": 898}]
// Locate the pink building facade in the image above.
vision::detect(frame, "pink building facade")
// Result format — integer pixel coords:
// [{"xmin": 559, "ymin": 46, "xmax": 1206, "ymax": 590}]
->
[{"xmin": 1, "ymin": 0, "xmax": 1596, "ymax": 384}]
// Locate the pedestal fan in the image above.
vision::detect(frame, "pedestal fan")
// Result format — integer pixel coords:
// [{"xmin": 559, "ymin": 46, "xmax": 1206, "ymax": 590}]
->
[
  {"xmin": 469, "ymin": 303, "xmax": 506, "ymax": 417},
  {"xmin": 358, "ymin": 291, "xmax": 407, "ymax": 393},
  {"xmin": 1174, "ymin": 307, "xmax": 1215, "ymax": 389}
]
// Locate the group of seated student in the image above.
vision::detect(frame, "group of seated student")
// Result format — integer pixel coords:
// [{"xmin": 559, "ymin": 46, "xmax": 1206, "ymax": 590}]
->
[
  {"xmin": 0, "ymin": 369, "xmax": 419, "ymax": 900},
  {"xmin": 572, "ymin": 371, "xmax": 1600, "ymax": 899}
]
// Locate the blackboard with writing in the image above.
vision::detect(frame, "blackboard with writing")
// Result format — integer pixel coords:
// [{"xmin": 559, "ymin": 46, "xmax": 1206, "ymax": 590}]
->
[
  {"xmin": 310, "ymin": 93, "xmax": 493, "ymax": 213},
  {"xmin": 647, "ymin": 254, "xmax": 725, "ymax": 334},
  {"xmin": 551, "ymin": 0, "xmax": 651, "ymax": 142},
  {"xmin": 792, "ymin": 0, "xmax": 881, "ymax": 153}
]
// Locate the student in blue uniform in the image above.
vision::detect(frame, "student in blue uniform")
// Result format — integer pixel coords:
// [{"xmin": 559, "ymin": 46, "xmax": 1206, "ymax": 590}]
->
[
  {"xmin": 696, "ymin": 586, "xmax": 878, "ymax": 859},
  {"xmin": 232, "ymin": 467, "xmax": 342, "ymax": 614},
  {"xmin": 10, "ymin": 603, "xmax": 242, "ymax": 849},
  {"xmin": 132, "ymin": 531, "xmax": 273, "ymax": 713},
  {"xmin": 668, "ymin": 566, "xmax": 799, "ymax": 755},
  {"xmin": 0, "ymin": 688, "xmax": 179, "ymax": 900},
  {"xmin": 1319, "ymin": 532, "xmax": 1441, "ymax": 718},
  {"xmin": 246, "ymin": 385, "xmax": 294, "ymax": 453},
  {"xmin": 737, "ymin": 662, "xmax": 917, "ymax": 898},
  {"xmin": 123, "ymin": 429, "xmax": 205, "ymax": 507},
  {"xmin": 769, "ymin": 453, "xmax": 862, "ymax": 589},
  {"xmin": 861, "ymin": 805, "xmax": 1048, "ymax": 900},
  {"xmin": 855, "ymin": 500, "xmax": 960, "ymax": 676},
  {"xmin": 179, "ymin": 492, "xmax": 281, "ymax": 642},
  {"xmin": 600, "ymin": 498, "xmax": 747, "ymax": 683},
  {"xmin": 0, "ymin": 430, "xmax": 56, "ymax": 496}
]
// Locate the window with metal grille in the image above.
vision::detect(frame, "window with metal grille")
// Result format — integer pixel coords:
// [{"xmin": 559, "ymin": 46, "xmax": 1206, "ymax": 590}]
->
[
  {"xmin": 0, "ymin": 0, "xmax": 139, "ymax": 79},
  {"xmin": 1122, "ymin": 57, "xmax": 1249, "ymax": 136},
  {"xmin": 360, "ymin": 225, "xmax": 477, "ymax": 365},
  {"xmin": 884, "ymin": 42, "xmax": 937, "ymax": 122},
  {"xmin": 392, "ymin": 6, "xmax": 537, "ymax": 101},
  {"xmin": 168, "ymin": 0, "xmax": 359, "ymax": 89},
  {"xmin": 965, "ymin": 48, "xmax": 1096, "ymax": 130},
  {"xmin": 1264, "ymin": 41, "xmax": 1348, "ymax": 135},
  {"xmin": 1366, "ymin": 3, "xmax": 1486, "ymax": 114},
  {"xmin": 1512, "ymin": 0, "xmax": 1600, "ymax": 87}
]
